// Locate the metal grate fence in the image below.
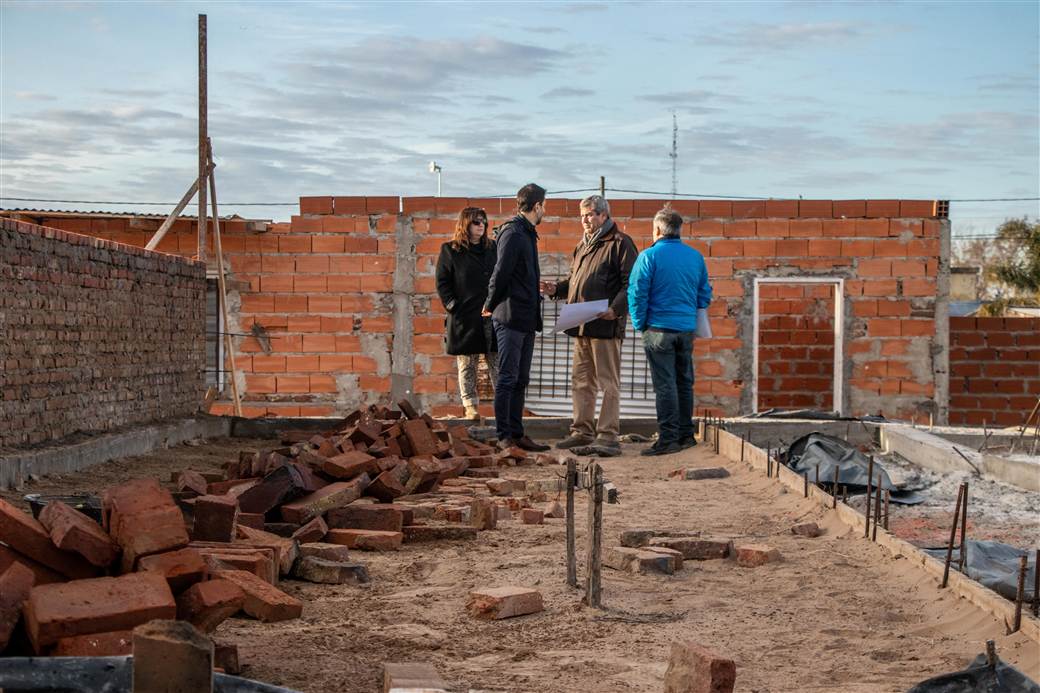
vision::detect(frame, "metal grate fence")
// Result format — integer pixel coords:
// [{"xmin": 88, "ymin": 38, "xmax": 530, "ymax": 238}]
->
[{"xmin": 526, "ymin": 299, "xmax": 658, "ymax": 417}]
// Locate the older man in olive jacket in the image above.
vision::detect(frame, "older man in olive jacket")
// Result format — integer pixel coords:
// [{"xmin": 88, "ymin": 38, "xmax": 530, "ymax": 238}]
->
[{"xmin": 544, "ymin": 195, "xmax": 638, "ymax": 456}]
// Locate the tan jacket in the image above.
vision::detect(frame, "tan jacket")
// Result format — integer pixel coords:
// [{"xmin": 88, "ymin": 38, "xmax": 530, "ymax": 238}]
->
[{"xmin": 553, "ymin": 220, "xmax": 639, "ymax": 339}]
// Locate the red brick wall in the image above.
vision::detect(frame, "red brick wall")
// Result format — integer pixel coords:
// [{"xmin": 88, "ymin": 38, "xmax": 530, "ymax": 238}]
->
[
  {"xmin": 948, "ymin": 317, "xmax": 1040, "ymax": 426},
  {"xmin": 27, "ymin": 197, "xmax": 944, "ymax": 421},
  {"xmin": 757, "ymin": 284, "xmax": 835, "ymax": 411},
  {"xmin": 0, "ymin": 219, "xmax": 206, "ymax": 449}
]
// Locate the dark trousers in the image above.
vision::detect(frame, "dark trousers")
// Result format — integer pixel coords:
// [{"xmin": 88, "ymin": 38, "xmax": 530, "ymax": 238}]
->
[
  {"xmin": 642, "ymin": 329, "xmax": 695, "ymax": 444},
  {"xmin": 492, "ymin": 319, "xmax": 535, "ymax": 441}
]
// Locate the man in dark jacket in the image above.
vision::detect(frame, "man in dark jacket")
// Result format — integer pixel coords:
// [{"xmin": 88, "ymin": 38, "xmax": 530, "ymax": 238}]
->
[
  {"xmin": 544, "ymin": 195, "xmax": 638, "ymax": 456},
  {"xmin": 482, "ymin": 183, "xmax": 550, "ymax": 452}
]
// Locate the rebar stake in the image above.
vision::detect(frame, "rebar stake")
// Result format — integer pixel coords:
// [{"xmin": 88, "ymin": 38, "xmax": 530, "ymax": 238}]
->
[
  {"xmin": 864, "ymin": 457, "xmax": 874, "ymax": 538},
  {"xmin": 941, "ymin": 483, "xmax": 965, "ymax": 588},
  {"xmin": 1013, "ymin": 555, "xmax": 1027, "ymax": 633},
  {"xmin": 832, "ymin": 465, "xmax": 839, "ymax": 510},
  {"xmin": 959, "ymin": 481, "xmax": 969, "ymax": 572},
  {"xmin": 872, "ymin": 473, "xmax": 882, "ymax": 542}
]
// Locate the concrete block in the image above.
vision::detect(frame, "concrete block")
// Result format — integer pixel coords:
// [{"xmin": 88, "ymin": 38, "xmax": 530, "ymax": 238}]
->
[{"xmin": 132, "ymin": 619, "xmax": 213, "ymax": 693}]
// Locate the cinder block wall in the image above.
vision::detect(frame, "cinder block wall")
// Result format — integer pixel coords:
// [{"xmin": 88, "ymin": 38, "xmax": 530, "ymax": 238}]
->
[
  {"xmin": 31, "ymin": 197, "xmax": 946, "ymax": 422},
  {"xmin": 0, "ymin": 219, "xmax": 206, "ymax": 449},
  {"xmin": 948, "ymin": 317, "xmax": 1040, "ymax": 426}
]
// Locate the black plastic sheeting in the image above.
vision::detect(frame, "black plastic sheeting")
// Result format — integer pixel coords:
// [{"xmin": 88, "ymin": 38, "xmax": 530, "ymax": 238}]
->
[
  {"xmin": 907, "ymin": 651, "xmax": 1039, "ymax": 692},
  {"xmin": 781, "ymin": 432, "xmax": 894, "ymax": 489},
  {"xmin": 923, "ymin": 539, "xmax": 1038, "ymax": 603}
]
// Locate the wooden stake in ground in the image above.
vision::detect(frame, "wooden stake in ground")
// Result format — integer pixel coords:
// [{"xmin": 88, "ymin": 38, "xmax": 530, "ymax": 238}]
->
[
  {"xmin": 1013, "ymin": 555, "xmax": 1028, "ymax": 633},
  {"xmin": 585, "ymin": 463, "xmax": 604, "ymax": 608},
  {"xmin": 206, "ymin": 140, "xmax": 242, "ymax": 417},
  {"xmin": 565, "ymin": 459, "xmax": 577, "ymax": 589},
  {"xmin": 942, "ymin": 483, "xmax": 965, "ymax": 588},
  {"xmin": 864, "ymin": 457, "xmax": 874, "ymax": 538},
  {"xmin": 958, "ymin": 481, "xmax": 969, "ymax": 572},
  {"xmin": 803, "ymin": 472, "xmax": 808, "ymax": 498}
]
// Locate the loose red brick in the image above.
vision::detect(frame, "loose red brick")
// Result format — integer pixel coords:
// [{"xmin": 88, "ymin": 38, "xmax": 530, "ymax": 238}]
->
[
  {"xmin": 210, "ymin": 569, "xmax": 302, "ymax": 622},
  {"xmin": 176, "ymin": 579, "xmax": 245, "ymax": 632},
  {"xmin": 326, "ymin": 504, "xmax": 405, "ymax": 532},
  {"xmin": 322, "ymin": 451, "xmax": 380, "ymax": 480},
  {"xmin": 0, "ymin": 562, "xmax": 35, "ymax": 650},
  {"xmin": 664, "ymin": 641, "xmax": 736, "ymax": 693},
  {"xmin": 467, "ymin": 586, "xmax": 544, "ymax": 619},
  {"xmin": 23, "ymin": 572, "xmax": 176, "ymax": 651},
  {"xmin": 0, "ymin": 498, "xmax": 96, "ymax": 579},
  {"xmin": 605, "ymin": 546, "xmax": 680, "ymax": 574},
  {"xmin": 137, "ymin": 548, "xmax": 207, "ymax": 593},
  {"xmin": 234, "ymin": 524, "xmax": 300, "ymax": 576},
  {"xmin": 382, "ymin": 662, "xmax": 449, "ymax": 693},
  {"xmin": 520, "ymin": 508, "xmax": 544, "ymax": 525},
  {"xmin": 649, "ymin": 536, "xmax": 732, "ymax": 560},
  {"xmin": 326, "ymin": 528, "xmax": 403, "ymax": 551},
  {"xmin": 38, "ymin": 500, "xmax": 119, "ymax": 568},
  {"xmin": 280, "ymin": 476, "xmax": 370, "ymax": 524},
  {"xmin": 52, "ymin": 629, "xmax": 133, "ymax": 656},
  {"xmin": 291, "ymin": 516, "xmax": 328, "ymax": 544},
  {"xmin": 735, "ymin": 544, "xmax": 781, "ymax": 567},
  {"xmin": 0, "ymin": 544, "xmax": 64, "ymax": 585},
  {"xmin": 191, "ymin": 495, "xmax": 238, "ymax": 543},
  {"xmin": 298, "ymin": 542, "xmax": 353, "ymax": 563}
]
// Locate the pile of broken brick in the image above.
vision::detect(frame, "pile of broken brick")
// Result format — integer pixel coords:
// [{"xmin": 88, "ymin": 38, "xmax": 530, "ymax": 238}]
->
[{"xmin": 0, "ymin": 401, "xmax": 566, "ymax": 672}]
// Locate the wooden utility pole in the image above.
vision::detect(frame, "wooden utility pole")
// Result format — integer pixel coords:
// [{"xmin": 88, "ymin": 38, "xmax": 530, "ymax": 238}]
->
[{"xmin": 197, "ymin": 14, "xmax": 208, "ymax": 263}]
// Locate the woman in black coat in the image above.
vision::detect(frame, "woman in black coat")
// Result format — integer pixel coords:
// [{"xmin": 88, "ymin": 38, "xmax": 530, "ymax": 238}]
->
[{"xmin": 435, "ymin": 207, "xmax": 499, "ymax": 421}]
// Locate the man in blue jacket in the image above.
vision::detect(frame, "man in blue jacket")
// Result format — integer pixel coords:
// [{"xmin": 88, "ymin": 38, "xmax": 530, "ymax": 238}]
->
[
  {"xmin": 481, "ymin": 183, "xmax": 551, "ymax": 452},
  {"xmin": 627, "ymin": 208, "xmax": 713, "ymax": 456}
]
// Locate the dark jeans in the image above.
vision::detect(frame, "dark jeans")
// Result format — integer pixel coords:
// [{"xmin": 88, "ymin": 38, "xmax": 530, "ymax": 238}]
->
[
  {"xmin": 642, "ymin": 329, "xmax": 695, "ymax": 444},
  {"xmin": 493, "ymin": 320, "xmax": 535, "ymax": 441}
]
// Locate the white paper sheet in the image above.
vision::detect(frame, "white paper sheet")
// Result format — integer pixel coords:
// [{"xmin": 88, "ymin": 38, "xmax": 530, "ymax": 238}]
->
[
  {"xmin": 553, "ymin": 299, "xmax": 609, "ymax": 333},
  {"xmin": 695, "ymin": 308, "xmax": 712, "ymax": 339}
]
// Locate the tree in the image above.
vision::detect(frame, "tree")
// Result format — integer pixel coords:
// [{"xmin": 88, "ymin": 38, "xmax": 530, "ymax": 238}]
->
[{"xmin": 977, "ymin": 217, "xmax": 1040, "ymax": 316}]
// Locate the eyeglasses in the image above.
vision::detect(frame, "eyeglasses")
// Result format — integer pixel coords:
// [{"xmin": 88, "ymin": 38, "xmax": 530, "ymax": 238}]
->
[{"xmin": 471, "ymin": 218, "xmax": 487, "ymax": 226}]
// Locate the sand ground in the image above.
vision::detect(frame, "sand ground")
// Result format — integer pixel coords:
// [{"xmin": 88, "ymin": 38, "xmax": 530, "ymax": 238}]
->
[{"xmin": 3, "ymin": 436, "xmax": 1038, "ymax": 692}]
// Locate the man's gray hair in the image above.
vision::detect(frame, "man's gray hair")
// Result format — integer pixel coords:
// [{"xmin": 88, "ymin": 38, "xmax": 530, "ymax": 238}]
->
[
  {"xmin": 579, "ymin": 195, "xmax": 610, "ymax": 216},
  {"xmin": 654, "ymin": 208, "xmax": 683, "ymax": 237}
]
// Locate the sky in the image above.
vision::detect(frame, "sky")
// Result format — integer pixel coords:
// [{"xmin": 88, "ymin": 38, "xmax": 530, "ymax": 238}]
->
[{"xmin": 1, "ymin": 1, "xmax": 1038, "ymax": 236}]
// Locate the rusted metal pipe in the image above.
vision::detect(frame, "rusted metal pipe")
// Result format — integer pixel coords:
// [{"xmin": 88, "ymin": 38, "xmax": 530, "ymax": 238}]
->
[{"xmin": 941, "ymin": 483, "xmax": 965, "ymax": 588}]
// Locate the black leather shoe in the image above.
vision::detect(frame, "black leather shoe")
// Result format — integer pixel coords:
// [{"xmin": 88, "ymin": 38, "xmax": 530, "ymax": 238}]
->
[
  {"xmin": 515, "ymin": 435, "xmax": 550, "ymax": 452},
  {"xmin": 678, "ymin": 436, "xmax": 698, "ymax": 450},
  {"xmin": 640, "ymin": 440, "xmax": 682, "ymax": 456}
]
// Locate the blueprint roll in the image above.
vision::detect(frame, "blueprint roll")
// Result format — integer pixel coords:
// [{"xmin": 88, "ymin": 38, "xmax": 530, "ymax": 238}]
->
[{"xmin": 695, "ymin": 308, "xmax": 712, "ymax": 339}]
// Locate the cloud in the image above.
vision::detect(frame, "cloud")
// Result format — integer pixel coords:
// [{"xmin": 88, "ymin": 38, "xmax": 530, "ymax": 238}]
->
[
  {"xmin": 14, "ymin": 91, "xmax": 56, "ymax": 101},
  {"xmin": 542, "ymin": 87, "xmax": 595, "ymax": 99},
  {"xmin": 697, "ymin": 21, "xmax": 873, "ymax": 51},
  {"xmin": 561, "ymin": 3, "xmax": 609, "ymax": 12}
]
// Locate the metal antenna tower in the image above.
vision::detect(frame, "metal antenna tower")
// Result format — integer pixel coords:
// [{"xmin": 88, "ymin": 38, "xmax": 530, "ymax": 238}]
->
[{"xmin": 669, "ymin": 112, "xmax": 678, "ymax": 198}]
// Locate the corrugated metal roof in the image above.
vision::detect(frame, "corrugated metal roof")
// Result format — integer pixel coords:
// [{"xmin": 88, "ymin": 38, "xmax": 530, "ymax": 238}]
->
[{"xmin": 0, "ymin": 207, "xmax": 269, "ymax": 222}]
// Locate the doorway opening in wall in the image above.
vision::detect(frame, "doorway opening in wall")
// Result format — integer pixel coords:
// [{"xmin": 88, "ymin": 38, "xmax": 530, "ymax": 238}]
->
[
  {"xmin": 204, "ymin": 277, "xmax": 225, "ymax": 392},
  {"xmin": 752, "ymin": 277, "xmax": 844, "ymax": 416}
]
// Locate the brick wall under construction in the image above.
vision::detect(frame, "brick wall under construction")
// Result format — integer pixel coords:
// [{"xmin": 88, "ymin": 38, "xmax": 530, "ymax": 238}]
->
[
  {"xmin": 27, "ymin": 197, "xmax": 948, "ymax": 423},
  {"xmin": 948, "ymin": 316, "xmax": 1040, "ymax": 426},
  {"xmin": 0, "ymin": 219, "xmax": 206, "ymax": 449}
]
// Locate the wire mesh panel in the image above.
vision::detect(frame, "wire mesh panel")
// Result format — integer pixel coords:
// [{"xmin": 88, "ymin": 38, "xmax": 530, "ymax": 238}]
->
[{"xmin": 527, "ymin": 299, "xmax": 657, "ymax": 417}]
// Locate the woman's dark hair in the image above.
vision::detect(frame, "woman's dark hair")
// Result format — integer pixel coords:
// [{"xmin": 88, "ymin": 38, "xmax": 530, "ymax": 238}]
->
[
  {"xmin": 516, "ymin": 183, "xmax": 547, "ymax": 213},
  {"xmin": 451, "ymin": 207, "xmax": 490, "ymax": 250}
]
